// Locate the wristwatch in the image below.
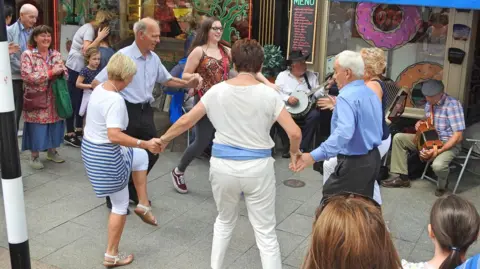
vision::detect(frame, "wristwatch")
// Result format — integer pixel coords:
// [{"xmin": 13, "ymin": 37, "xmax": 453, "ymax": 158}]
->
[{"xmin": 136, "ymin": 140, "xmax": 141, "ymax": 147}]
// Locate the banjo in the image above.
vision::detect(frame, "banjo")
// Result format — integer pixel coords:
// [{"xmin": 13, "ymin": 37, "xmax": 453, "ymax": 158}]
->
[{"xmin": 286, "ymin": 81, "xmax": 328, "ymax": 119}]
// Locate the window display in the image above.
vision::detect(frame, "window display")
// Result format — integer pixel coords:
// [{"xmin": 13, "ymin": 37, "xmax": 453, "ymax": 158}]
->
[
  {"xmin": 326, "ymin": 1, "xmax": 450, "ymax": 109},
  {"xmin": 58, "ymin": 0, "xmax": 251, "ymax": 70}
]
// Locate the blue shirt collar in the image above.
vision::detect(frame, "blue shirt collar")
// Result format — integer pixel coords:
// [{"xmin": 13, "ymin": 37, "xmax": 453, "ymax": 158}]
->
[
  {"xmin": 18, "ymin": 20, "xmax": 31, "ymax": 32},
  {"xmin": 339, "ymin": 80, "xmax": 365, "ymax": 94},
  {"xmin": 131, "ymin": 41, "xmax": 151, "ymax": 60}
]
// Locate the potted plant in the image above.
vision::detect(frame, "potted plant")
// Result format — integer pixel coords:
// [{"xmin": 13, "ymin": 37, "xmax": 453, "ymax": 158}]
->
[{"xmin": 262, "ymin": 45, "xmax": 285, "ymax": 83}]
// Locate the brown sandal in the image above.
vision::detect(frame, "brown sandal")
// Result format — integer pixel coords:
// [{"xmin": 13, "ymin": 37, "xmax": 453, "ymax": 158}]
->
[
  {"xmin": 103, "ymin": 253, "xmax": 134, "ymax": 267},
  {"xmin": 134, "ymin": 204, "xmax": 158, "ymax": 226}
]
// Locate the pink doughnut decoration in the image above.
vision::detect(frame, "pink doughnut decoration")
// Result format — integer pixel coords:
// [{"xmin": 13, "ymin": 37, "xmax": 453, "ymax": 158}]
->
[{"xmin": 355, "ymin": 3, "xmax": 421, "ymax": 50}]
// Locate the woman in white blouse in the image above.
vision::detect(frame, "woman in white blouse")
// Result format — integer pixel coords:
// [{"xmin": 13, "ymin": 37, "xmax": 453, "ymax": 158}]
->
[{"xmin": 158, "ymin": 39, "xmax": 302, "ymax": 269}]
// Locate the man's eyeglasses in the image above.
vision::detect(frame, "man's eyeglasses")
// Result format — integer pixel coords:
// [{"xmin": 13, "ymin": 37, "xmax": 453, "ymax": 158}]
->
[
  {"xmin": 211, "ymin": 27, "xmax": 224, "ymax": 32},
  {"xmin": 315, "ymin": 191, "xmax": 381, "ymax": 220}
]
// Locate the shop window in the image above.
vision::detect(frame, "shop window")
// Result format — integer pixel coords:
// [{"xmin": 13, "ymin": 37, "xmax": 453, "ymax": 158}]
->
[
  {"xmin": 326, "ymin": 1, "xmax": 449, "ymax": 109},
  {"xmin": 58, "ymin": 0, "xmax": 251, "ymax": 71}
]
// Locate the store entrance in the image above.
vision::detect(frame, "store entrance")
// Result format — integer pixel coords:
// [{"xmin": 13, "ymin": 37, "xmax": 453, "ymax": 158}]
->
[{"xmin": 466, "ymin": 15, "xmax": 480, "ymax": 126}]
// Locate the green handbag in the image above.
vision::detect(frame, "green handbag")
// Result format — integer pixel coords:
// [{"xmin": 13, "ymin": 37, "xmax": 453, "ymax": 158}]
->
[{"xmin": 51, "ymin": 76, "xmax": 73, "ymax": 119}]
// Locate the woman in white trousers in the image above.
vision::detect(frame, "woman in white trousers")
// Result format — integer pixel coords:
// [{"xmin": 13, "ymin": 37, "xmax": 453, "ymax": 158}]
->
[
  {"xmin": 158, "ymin": 39, "xmax": 302, "ymax": 269},
  {"xmin": 320, "ymin": 48, "xmax": 391, "ymax": 205}
]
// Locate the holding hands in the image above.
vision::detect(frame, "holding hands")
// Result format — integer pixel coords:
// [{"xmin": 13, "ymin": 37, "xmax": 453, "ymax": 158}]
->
[{"xmin": 289, "ymin": 153, "xmax": 316, "ymax": 172}]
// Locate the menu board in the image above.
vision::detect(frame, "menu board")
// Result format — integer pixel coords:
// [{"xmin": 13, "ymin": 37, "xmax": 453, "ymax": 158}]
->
[{"xmin": 287, "ymin": 0, "xmax": 318, "ymax": 64}]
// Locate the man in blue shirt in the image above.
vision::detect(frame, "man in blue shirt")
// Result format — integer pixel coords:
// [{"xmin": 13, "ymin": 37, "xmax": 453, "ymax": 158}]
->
[
  {"xmin": 7, "ymin": 4, "xmax": 38, "ymax": 133},
  {"xmin": 293, "ymin": 50, "xmax": 383, "ymax": 199},
  {"xmin": 92, "ymin": 17, "xmax": 200, "ymax": 206}
]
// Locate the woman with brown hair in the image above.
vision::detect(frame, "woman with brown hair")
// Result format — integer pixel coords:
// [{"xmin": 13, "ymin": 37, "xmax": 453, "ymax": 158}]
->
[
  {"xmin": 160, "ymin": 39, "xmax": 301, "ymax": 269},
  {"xmin": 21, "ymin": 25, "xmax": 68, "ymax": 169},
  {"xmin": 302, "ymin": 192, "xmax": 402, "ymax": 269},
  {"xmin": 64, "ymin": 10, "xmax": 114, "ymax": 148},
  {"xmin": 402, "ymin": 195, "xmax": 480, "ymax": 269},
  {"xmin": 171, "ymin": 16, "xmax": 277, "ymax": 194}
]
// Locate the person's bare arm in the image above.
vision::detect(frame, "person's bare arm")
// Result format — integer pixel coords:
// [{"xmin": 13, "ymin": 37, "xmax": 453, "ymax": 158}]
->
[
  {"xmin": 276, "ymin": 108, "xmax": 302, "ymax": 154},
  {"xmin": 163, "ymin": 77, "xmax": 199, "ymax": 89},
  {"xmin": 438, "ymin": 131, "xmax": 463, "ymax": 154},
  {"xmin": 160, "ymin": 102, "xmax": 207, "ymax": 143},
  {"xmin": 107, "ymin": 128, "xmax": 162, "ymax": 154},
  {"xmin": 365, "ymin": 80, "xmax": 383, "ymax": 102},
  {"xmin": 82, "ymin": 27, "xmax": 110, "ymax": 53},
  {"xmin": 76, "ymin": 75, "xmax": 92, "ymax": 90},
  {"xmin": 182, "ymin": 47, "xmax": 203, "ymax": 81}
]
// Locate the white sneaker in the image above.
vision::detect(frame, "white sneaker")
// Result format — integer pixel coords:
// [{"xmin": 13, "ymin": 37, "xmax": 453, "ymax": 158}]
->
[{"xmin": 29, "ymin": 157, "xmax": 44, "ymax": 170}]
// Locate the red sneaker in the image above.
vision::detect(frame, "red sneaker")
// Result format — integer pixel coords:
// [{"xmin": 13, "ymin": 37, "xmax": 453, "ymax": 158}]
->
[{"xmin": 171, "ymin": 168, "xmax": 188, "ymax": 194}]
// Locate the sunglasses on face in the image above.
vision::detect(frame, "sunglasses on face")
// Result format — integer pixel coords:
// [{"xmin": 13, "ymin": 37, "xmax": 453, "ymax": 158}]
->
[
  {"xmin": 211, "ymin": 27, "xmax": 224, "ymax": 32},
  {"xmin": 315, "ymin": 191, "xmax": 381, "ymax": 220}
]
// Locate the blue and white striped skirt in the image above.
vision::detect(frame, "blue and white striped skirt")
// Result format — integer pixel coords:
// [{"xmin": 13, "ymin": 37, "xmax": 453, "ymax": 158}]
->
[{"xmin": 81, "ymin": 138, "xmax": 133, "ymax": 198}]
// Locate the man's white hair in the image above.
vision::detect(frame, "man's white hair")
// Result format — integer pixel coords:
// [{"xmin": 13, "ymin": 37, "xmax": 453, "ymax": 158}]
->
[
  {"xmin": 133, "ymin": 20, "xmax": 147, "ymax": 35},
  {"xmin": 20, "ymin": 4, "xmax": 38, "ymax": 14},
  {"xmin": 335, "ymin": 50, "xmax": 365, "ymax": 78}
]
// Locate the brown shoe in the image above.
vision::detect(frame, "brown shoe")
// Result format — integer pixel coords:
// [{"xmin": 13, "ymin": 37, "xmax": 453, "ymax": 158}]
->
[
  {"xmin": 435, "ymin": 188, "xmax": 446, "ymax": 197},
  {"xmin": 381, "ymin": 177, "xmax": 411, "ymax": 188}
]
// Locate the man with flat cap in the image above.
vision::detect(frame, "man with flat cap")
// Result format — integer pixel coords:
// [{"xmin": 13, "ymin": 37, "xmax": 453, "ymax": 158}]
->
[{"xmin": 382, "ymin": 79, "xmax": 465, "ymax": 196}]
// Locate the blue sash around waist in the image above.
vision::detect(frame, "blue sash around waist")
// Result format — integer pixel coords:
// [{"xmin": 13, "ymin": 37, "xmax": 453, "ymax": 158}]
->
[{"xmin": 212, "ymin": 143, "xmax": 271, "ymax": 160}]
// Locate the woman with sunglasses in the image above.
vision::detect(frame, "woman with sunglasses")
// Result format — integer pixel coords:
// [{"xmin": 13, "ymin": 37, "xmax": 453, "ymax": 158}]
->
[
  {"xmin": 402, "ymin": 195, "xmax": 479, "ymax": 269},
  {"xmin": 171, "ymin": 17, "xmax": 278, "ymax": 194},
  {"xmin": 302, "ymin": 192, "xmax": 402, "ymax": 269}
]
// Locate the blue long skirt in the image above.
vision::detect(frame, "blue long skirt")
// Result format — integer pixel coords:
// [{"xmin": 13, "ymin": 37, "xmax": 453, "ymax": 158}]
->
[{"xmin": 22, "ymin": 121, "xmax": 64, "ymax": 152}]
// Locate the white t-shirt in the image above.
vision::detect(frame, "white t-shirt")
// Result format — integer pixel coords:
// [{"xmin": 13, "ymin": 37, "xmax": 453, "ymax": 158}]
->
[
  {"xmin": 401, "ymin": 260, "xmax": 435, "ymax": 269},
  {"xmin": 83, "ymin": 84, "xmax": 129, "ymax": 144},
  {"xmin": 66, "ymin": 23, "xmax": 95, "ymax": 72},
  {"xmin": 201, "ymin": 82, "xmax": 284, "ymax": 177}
]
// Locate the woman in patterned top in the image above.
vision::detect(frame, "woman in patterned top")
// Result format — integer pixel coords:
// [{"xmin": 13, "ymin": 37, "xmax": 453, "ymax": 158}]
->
[
  {"xmin": 402, "ymin": 195, "xmax": 479, "ymax": 269},
  {"xmin": 21, "ymin": 25, "xmax": 68, "ymax": 170},
  {"xmin": 171, "ymin": 17, "xmax": 278, "ymax": 194}
]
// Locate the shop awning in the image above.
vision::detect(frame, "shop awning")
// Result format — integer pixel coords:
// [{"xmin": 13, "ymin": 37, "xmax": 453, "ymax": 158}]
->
[{"xmin": 334, "ymin": 0, "xmax": 480, "ymax": 10}]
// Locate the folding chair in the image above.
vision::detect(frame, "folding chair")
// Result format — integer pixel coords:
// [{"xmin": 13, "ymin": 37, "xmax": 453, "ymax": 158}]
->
[{"xmin": 421, "ymin": 138, "xmax": 480, "ymax": 194}]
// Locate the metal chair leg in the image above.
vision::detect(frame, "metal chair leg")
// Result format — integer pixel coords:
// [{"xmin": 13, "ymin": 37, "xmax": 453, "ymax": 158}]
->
[
  {"xmin": 421, "ymin": 161, "xmax": 431, "ymax": 180},
  {"xmin": 453, "ymin": 145, "xmax": 475, "ymax": 194}
]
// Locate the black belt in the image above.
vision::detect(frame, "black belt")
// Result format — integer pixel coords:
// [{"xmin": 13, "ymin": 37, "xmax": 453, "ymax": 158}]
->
[
  {"xmin": 337, "ymin": 148, "xmax": 377, "ymax": 159},
  {"xmin": 125, "ymin": 101, "xmax": 150, "ymax": 110}
]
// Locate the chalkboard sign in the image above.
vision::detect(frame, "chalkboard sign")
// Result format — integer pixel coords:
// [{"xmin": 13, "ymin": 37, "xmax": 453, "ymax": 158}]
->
[{"xmin": 287, "ymin": 0, "xmax": 319, "ymax": 64}]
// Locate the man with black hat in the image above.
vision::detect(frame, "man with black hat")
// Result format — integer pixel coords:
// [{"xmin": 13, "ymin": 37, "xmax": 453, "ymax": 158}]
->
[
  {"xmin": 274, "ymin": 50, "xmax": 325, "ymax": 156},
  {"xmin": 382, "ymin": 79, "xmax": 465, "ymax": 196}
]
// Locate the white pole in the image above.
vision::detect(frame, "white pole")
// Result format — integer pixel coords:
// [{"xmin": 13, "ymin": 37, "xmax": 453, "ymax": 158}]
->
[{"xmin": 0, "ymin": 0, "xmax": 32, "ymax": 268}]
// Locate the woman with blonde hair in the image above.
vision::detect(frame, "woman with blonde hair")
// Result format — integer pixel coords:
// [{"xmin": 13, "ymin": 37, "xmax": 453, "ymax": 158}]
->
[
  {"xmin": 320, "ymin": 47, "xmax": 391, "ymax": 205},
  {"xmin": 302, "ymin": 192, "xmax": 402, "ymax": 269},
  {"xmin": 82, "ymin": 53, "xmax": 161, "ymax": 267},
  {"xmin": 64, "ymin": 10, "xmax": 114, "ymax": 148}
]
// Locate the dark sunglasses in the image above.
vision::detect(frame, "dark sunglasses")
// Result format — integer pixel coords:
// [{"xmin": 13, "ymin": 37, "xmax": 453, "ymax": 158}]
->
[{"xmin": 315, "ymin": 191, "xmax": 381, "ymax": 220}]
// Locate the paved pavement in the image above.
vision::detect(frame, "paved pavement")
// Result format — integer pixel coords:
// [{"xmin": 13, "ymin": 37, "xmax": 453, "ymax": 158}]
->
[{"xmin": 1, "ymin": 131, "xmax": 480, "ymax": 269}]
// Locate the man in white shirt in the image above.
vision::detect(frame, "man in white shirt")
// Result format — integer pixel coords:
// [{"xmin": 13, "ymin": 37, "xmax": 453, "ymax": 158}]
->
[{"xmin": 275, "ymin": 50, "xmax": 323, "ymax": 157}]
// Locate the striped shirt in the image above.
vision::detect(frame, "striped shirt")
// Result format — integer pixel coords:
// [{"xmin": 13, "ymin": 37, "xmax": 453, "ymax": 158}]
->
[{"xmin": 425, "ymin": 94, "xmax": 465, "ymax": 142}]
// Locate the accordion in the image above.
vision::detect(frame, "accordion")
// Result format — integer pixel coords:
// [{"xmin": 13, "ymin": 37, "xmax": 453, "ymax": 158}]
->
[{"xmin": 414, "ymin": 104, "xmax": 443, "ymax": 151}]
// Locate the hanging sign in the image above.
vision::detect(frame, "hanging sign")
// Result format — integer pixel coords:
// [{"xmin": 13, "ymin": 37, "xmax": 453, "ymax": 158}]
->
[
  {"xmin": 334, "ymin": 0, "xmax": 480, "ymax": 10},
  {"xmin": 287, "ymin": 0, "xmax": 319, "ymax": 64}
]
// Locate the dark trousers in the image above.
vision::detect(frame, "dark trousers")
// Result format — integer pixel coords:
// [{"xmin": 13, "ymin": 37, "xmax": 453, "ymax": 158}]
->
[
  {"xmin": 322, "ymin": 148, "xmax": 381, "ymax": 201},
  {"xmin": 12, "ymin": 80, "xmax": 23, "ymax": 132},
  {"xmin": 276, "ymin": 108, "xmax": 323, "ymax": 152},
  {"xmin": 123, "ymin": 101, "xmax": 159, "ymax": 202},
  {"xmin": 65, "ymin": 68, "xmax": 83, "ymax": 133}
]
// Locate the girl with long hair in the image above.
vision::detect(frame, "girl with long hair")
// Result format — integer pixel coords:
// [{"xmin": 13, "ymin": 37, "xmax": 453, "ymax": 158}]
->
[
  {"xmin": 402, "ymin": 195, "xmax": 480, "ymax": 269},
  {"xmin": 171, "ymin": 17, "xmax": 277, "ymax": 194}
]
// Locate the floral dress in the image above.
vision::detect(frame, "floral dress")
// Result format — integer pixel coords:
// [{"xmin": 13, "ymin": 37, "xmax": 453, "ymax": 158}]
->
[
  {"xmin": 20, "ymin": 48, "xmax": 68, "ymax": 152},
  {"xmin": 21, "ymin": 48, "xmax": 68, "ymax": 124}
]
